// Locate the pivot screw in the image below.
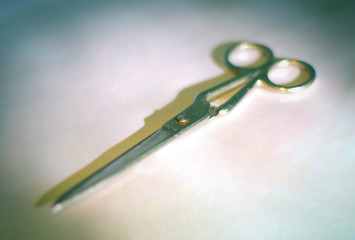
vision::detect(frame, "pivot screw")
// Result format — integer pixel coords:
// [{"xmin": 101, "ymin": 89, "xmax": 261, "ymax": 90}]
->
[{"xmin": 175, "ymin": 114, "xmax": 190, "ymax": 125}]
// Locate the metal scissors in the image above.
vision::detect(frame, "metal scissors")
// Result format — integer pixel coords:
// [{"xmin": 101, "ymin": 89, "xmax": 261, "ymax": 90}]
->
[{"xmin": 52, "ymin": 41, "xmax": 315, "ymax": 212}]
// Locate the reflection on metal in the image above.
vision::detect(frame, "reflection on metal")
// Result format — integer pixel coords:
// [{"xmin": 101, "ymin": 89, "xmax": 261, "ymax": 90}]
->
[
  {"xmin": 52, "ymin": 41, "xmax": 316, "ymax": 213},
  {"xmin": 175, "ymin": 114, "xmax": 190, "ymax": 125}
]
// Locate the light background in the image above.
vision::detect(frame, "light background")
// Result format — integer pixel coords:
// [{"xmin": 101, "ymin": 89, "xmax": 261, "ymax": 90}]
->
[{"xmin": 0, "ymin": 0, "xmax": 354, "ymax": 239}]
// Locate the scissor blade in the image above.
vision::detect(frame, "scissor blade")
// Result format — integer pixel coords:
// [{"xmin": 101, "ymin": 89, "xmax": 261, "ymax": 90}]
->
[
  {"xmin": 52, "ymin": 98, "xmax": 211, "ymax": 213},
  {"xmin": 52, "ymin": 128, "xmax": 172, "ymax": 213}
]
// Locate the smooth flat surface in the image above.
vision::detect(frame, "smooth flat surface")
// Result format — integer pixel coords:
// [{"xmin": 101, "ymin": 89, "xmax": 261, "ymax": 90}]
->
[{"xmin": 1, "ymin": 0, "xmax": 354, "ymax": 239}]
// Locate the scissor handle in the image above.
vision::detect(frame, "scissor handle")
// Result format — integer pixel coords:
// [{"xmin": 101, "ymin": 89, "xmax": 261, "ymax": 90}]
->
[
  {"xmin": 224, "ymin": 42, "xmax": 316, "ymax": 93},
  {"xmin": 224, "ymin": 41, "xmax": 274, "ymax": 74},
  {"xmin": 259, "ymin": 58, "xmax": 316, "ymax": 93}
]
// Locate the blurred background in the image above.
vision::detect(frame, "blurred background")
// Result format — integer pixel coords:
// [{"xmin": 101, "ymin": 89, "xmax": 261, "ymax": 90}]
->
[{"xmin": 0, "ymin": 0, "xmax": 354, "ymax": 239}]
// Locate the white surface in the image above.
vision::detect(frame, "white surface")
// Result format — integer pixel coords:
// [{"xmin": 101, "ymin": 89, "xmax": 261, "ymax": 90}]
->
[{"xmin": 0, "ymin": 0, "xmax": 354, "ymax": 239}]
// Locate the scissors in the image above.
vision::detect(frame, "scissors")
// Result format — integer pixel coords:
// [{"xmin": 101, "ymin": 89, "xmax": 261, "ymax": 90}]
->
[{"xmin": 52, "ymin": 41, "xmax": 315, "ymax": 212}]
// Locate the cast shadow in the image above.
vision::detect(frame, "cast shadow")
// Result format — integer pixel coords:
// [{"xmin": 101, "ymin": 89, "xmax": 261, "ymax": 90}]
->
[{"xmin": 35, "ymin": 42, "xmax": 237, "ymax": 208}]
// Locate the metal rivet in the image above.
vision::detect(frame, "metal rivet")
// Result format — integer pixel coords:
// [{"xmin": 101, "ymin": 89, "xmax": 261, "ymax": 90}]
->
[{"xmin": 175, "ymin": 114, "xmax": 190, "ymax": 125}]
